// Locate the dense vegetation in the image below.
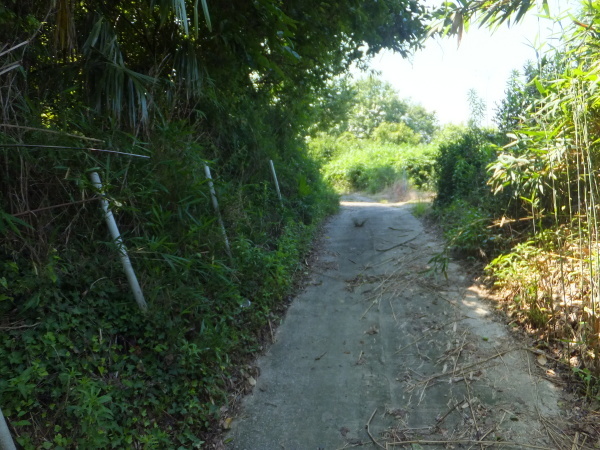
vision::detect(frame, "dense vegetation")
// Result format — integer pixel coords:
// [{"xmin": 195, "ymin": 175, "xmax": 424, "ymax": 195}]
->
[
  {"xmin": 0, "ymin": 0, "xmax": 433, "ymax": 447},
  {"xmin": 430, "ymin": 0, "xmax": 600, "ymax": 400},
  {"xmin": 2, "ymin": 0, "xmax": 592, "ymax": 446},
  {"xmin": 309, "ymin": 77, "xmax": 440, "ymax": 194}
]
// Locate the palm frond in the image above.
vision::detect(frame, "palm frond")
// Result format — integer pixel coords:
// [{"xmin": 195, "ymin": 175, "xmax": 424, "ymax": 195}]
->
[
  {"xmin": 151, "ymin": 0, "xmax": 212, "ymax": 36},
  {"xmin": 82, "ymin": 16, "xmax": 156, "ymax": 127}
]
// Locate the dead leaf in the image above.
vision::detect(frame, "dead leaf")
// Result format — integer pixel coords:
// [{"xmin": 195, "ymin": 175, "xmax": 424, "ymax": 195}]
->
[
  {"xmin": 222, "ymin": 417, "xmax": 233, "ymax": 430},
  {"xmin": 388, "ymin": 408, "xmax": 407, "ymax": 418},
  {"xmin": 314, "ymin": 351, "xmax": 327, "ymax": 361},
  {"xmin": 537, "ymin": 354, "xmax": 548, "ymax": 366},
  {"xmin": 365, "ymin": 326, "xmax": 379, "ymax": 335},
  {"xmin": 247, "ymin": 376, "xmax": 256, "ymax": 386}
]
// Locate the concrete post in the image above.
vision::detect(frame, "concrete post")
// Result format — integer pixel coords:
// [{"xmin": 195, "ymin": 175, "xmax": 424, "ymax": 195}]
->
[
  {"xmin": 0, "ymin": 406, "xmax": 16, "ymax": 450},
  {"xmin": 203, "ymin": 165, "xmax": 232, "ymax": 260},
  {"xmin": 269, "ymin": 160, "xmax": 283, "ymax": 205},
  {"xmin": 89, "ymin": 172, "xmax": 147, "ymax": 311}
]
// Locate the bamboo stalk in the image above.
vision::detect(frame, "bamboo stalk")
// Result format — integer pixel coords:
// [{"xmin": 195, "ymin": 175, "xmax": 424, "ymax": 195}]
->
[{"xmin": 0, "ymin": 144, "xmax": 149, "ymax": 158}]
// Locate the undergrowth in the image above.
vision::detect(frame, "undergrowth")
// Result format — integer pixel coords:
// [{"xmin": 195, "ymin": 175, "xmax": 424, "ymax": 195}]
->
[
  {"xmin": 428, "ymin": 3, "xmax": 600, "ymax": 401},
  {"xmin": 0, "ymin": 120, "xmax": 338, "ymax": 448}
]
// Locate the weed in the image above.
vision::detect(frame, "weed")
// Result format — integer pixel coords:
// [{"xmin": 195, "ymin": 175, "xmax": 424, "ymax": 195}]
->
[{"xmin": 411, "ymin": 201, "xmax": 430, "ymax": 218}]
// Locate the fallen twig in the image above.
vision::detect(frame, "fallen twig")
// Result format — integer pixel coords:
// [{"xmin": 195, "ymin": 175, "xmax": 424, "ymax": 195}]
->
[
  {"xmin": 376, "ymin": 236, "xmax": 418, "ymax": 252},
  {"xmin": 386, "ymin": 439, "xmax": 555, "ymax": 449},
  {"xmin": 388, "ymin": 300, "xmax": 398, "ymax": 323},
  {"xmin": 356, "ymin": 350, "xmax": 364, "ymax": 365},
  {"xmin": 525, "ymin": 347, "xmax": 568, "ymax": 366},
  {"xmin": 268, "ymin": 319, "xmax": 275, "ymax": 344},
  {"xmin": 366, "ymin": 408, "xmax": 386, "ymax": 449},
  {"xmin": 0, "ymin": 123, "xmax": 104, "ymax": 142},
  {"xmin": 418, "ymin": 348, "xmax": 517, "ymax": 384},
  {"xmin": 436, "ymin": 400, "xmax": 465, "ymax": 425},
  {"xmin": 12, "ymin": 197, "xmax": 99, "ymax": 217},
  {"xmin": 395, "ymin": 317, "xmax": 468, "ymax": 355},
  {"xmin": 314, "ymin": 351, "xmax": 327, "ymax": 361},
  {"xmin": 462, "ymin": 371, "xmax": 483, "ymax": 450},
  {"xmin": 0, "ymin": 322, "xmax": 40, "ymax": 330},
  {"xmin": 361, "ymin": 299, "xmax": 379, "ymax": 319}
]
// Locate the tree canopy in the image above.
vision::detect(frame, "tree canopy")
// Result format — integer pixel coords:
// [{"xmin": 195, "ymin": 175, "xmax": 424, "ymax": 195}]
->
[{"xmin": 1, "ymin": 0, "xmax": 430, "ymax": 132}]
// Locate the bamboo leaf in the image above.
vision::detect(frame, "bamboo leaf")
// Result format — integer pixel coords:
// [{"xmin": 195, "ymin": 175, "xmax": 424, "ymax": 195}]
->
[
  {"xmin": 515, "ymin": 0, "xmax": 532, "ymax": 24},
  {"xmin": 534, "ymin": 78, "xmax": 546, "ymax": 95},
  {"xmin": 450, "ymin": 10, "xmax": 463, "ymax": 35},
  {"xmin": 542, "ymin": 0, "xmax": 549, "ymax": 16},
  {"xmin": 201, "ymin": 0, "xmax": 212, "ymax": 32},
  {"xmin": 173, "ymin": 0, "xmax": 189, "ymax": 35}
]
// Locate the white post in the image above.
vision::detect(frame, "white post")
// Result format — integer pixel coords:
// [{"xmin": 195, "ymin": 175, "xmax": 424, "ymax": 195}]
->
[
  {"xmin": 203, "ymin": 165, "xmax": 232, "ymax": 260},
  {"xmin": 89, "ymin": 172, "xmax": 148, "ymax": 311},
  {"xmin": 0, "ymin": 407, "xmax": 16, "ymax": 450},
  {"xmin": 269, "ymin": 160, "xmax": 283, "ymax": 205}
]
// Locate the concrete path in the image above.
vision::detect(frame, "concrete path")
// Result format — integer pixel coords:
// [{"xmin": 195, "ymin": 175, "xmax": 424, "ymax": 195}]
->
[{"xmin": 227, "ymin": 197, "xmax": 565, "ymax": 449}]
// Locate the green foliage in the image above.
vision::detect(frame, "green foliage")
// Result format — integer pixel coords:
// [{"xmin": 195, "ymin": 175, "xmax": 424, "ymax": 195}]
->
[
  {"xmin": 373, "ymin": 122, "xmax": 421, "ymax": 146},
  {"xmin": 467, "ymin": 89, "xmax": 487, "ymax": 129},
  {"xmin": 429, "ymin": 1, "xmax": 600, "ymax": 396},
  {"xmin": 430, "ymin": 0, "xmax": 549, "ymax": 38},
  {"xmin": 432, "ymin": 123, "xmax": 469, "ymax": 146},
  {"xmin": 434, "ymin": 129, "xmax": 499, "ymax": 206},
  {"xmin": 411, "ymin": 201, "xmax": 430, "ymax": 218},
  {"xmin": 0, "ymin": 0, "xmax": 433, "ymax": 446},
  {"xmin": 0, "ymin": 115, "xmax": 337, "ymax": 447},
  {"xmin": 433, "ymin": 200, "xmax": 498, "ymax": 258},
  {"xmin": 494, "ymin": 58, "xmax": 563, "ymax": 136},
  {"xmin": 572, "ymin": 367, "xmax": 600, "ymax": 401},
  {"xmin": 313, "ymin": 137, "xmax": 438, "ymax": 193},
  {"xmin": 308, "ymin": 75, "xmax": 439, "ymax": 195},
  {"xmin": 0, "ymin": 0, "xmax": 429, "ymax": 131},
  {"xmin": 312, "ymin": 76, "xmax": 439, "ymax": 143}
]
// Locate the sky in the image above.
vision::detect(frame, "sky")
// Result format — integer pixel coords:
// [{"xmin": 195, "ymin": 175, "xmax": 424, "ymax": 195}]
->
[{"xmin": 366, "ymin": 0, "xmax": 581, "ymax": 126}]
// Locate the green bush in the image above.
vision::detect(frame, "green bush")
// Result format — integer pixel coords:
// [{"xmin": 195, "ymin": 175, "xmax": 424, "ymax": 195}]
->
[
  {"xmin": 313, "ymin": 137, "xmax": 438, "ymax": 193},
  {"xmin": 372, "ymin": 121, "xmax": 421, "ymax": 146},
  {"xmin": 434, "ymin": 200, "xmax": 495, "ymax": 257},
  {"xmin": 434, "ymin": 129, "xmax": 499, "ymax": 207}
]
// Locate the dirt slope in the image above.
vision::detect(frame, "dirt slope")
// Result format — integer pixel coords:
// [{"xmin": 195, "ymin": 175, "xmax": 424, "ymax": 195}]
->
[{"xmin": 226, "ymin": 196, "xmax": 567, "ymax": 449}]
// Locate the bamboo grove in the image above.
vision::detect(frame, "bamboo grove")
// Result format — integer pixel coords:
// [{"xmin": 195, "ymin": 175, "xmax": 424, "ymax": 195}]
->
[
  {"xmin": 488, "ymin": 1, "xmax": 600, "ymax": 388},
  {"xmin": 433, "ymin": 1, "xmax": 600, "ymax": 399}
]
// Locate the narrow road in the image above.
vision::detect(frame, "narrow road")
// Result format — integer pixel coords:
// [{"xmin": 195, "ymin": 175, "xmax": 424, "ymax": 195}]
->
[{"xmin": 227, "ymin": 196, "xmax": 564, "ymax": 449}]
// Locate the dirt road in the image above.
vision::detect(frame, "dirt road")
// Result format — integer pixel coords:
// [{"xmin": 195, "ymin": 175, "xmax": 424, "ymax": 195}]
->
[{"xmin": 226, "ymin": 196, "xmax": 565, "ymax": 449}]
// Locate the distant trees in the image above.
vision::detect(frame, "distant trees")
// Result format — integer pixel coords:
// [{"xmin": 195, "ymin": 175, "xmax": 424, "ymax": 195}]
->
[{"xmin": 313, "ymin": 76, "xmax": 438, "ymax": 144}]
